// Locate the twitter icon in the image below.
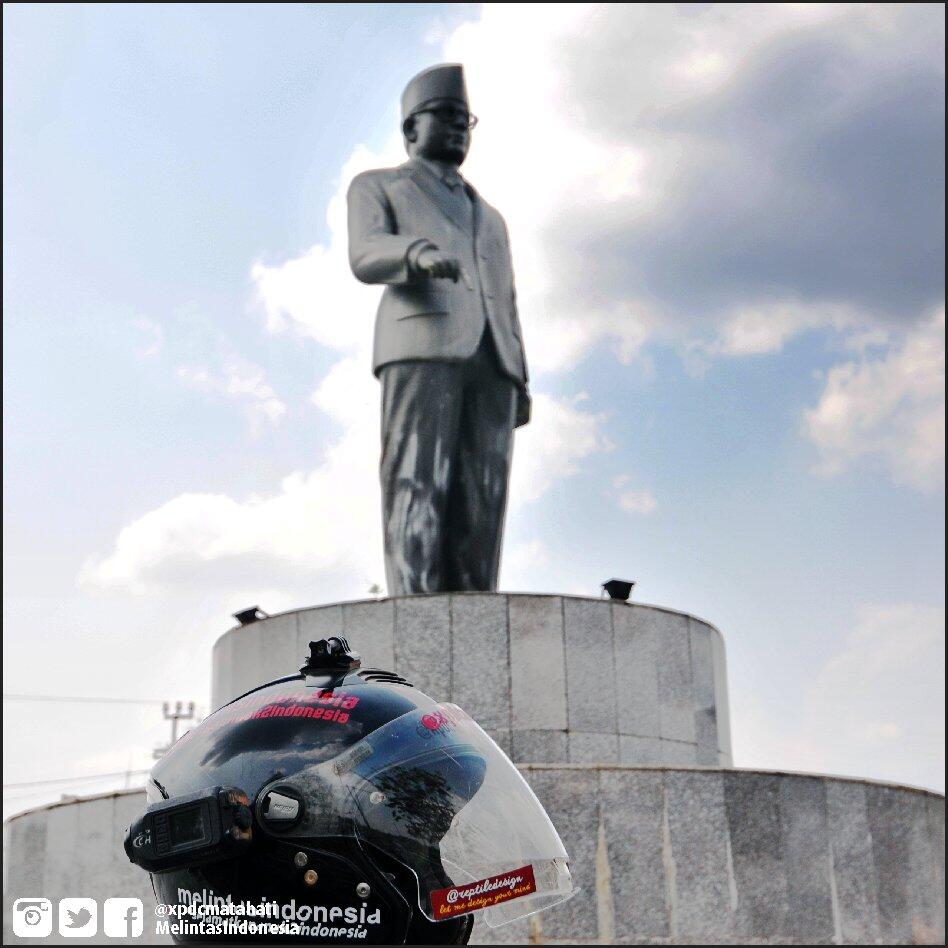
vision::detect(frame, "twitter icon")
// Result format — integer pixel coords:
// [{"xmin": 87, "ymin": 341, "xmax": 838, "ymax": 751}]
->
[{"xmin": 59, "ymin": 898, "xmax": 98, "ymax": 937}]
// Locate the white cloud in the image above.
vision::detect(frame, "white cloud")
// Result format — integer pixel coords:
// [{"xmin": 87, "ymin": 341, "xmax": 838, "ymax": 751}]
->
[
  {"xmin": 176, "ymin": 354, "xmax": 287, "ymax": 430},
  {"xmin": 806, "ymin": 603, "xmax": 945, "ymax": 786},
  {"xmin": 840, "ymin": 326, "xmax": 892, "ymax": 354},
  {"xmin": 81, "ymin": 379, "xmax": 381, "ymax": 592},
  {"xmin": 438, "ymin": 4, "xmax": 663, "ymax": 372},
  {"xmin": 734, "ymin": 602, "xmax": 945, "ymax": 791},
  {"xmin": 250, "ymin": 143, "xmax": 402, "ymax": 354},
  {"xmin": 680, "ymin": 300, "xmax": 875, "ymax": 377},
  {"xmin": 502, "ymin": 538, "xmax": 549, "ymax": 591},
  {"xmin": 613, "ymin": 475, "xmax": 657, "ymax": 515},
  {"xmin": 82, "ymin": 384, "xmax": 607, "ymax": 592},
  {"xmin": 436, "ymin": 3, "xmax": 943, "ymax": 368},
  {"xmin": 131, "ymin": 316, "xmax": 163, "ymax": 357},
  {"xmin": 803, "ymin": 308, "xmax": 945, "ymax": 492},
  {"xmin": 619, "ymin": 490, "xmax": 657, "ymax": 515},
  {"xmin": 309, "ymin": 356, "xmax": 376, "ymax": 427},
  {"xmin": 511, "ymin": 393, "xmax": 611, "ymax": 504},
  {"xmin": 706, "ymin": 301, "xmax": 861, "ymax": 358}
]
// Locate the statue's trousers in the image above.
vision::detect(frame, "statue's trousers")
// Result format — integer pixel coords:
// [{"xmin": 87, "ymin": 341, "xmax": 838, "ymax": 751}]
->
[{"xmin": 379, "ymin": 329, "xmax": 517, "ymax": 594}]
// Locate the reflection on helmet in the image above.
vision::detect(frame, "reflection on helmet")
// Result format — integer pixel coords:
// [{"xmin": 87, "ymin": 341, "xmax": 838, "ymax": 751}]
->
[
  {"xmin": 364, "ymin": 753, "xmax": 485, "ymax": 839},
  {"xmin": 133, "ymin": 648, "xmax": 574, "ymax": 945}
]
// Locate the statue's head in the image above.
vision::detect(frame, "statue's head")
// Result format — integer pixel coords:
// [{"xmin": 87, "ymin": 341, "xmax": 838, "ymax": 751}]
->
[{"xmin": 401, "ymin": 63, "xmax": 475, "ymax": 166}]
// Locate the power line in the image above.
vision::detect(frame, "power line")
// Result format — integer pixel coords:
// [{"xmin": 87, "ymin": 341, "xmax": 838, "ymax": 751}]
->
[
  {"xmin": 3, "ymin": 769, "xmax": 152, "ymax": 790},
  {"xmin": 3, "ymin": 781, "xmax": 148, "ymax": 803},
  {"xmin": 3, "ymin": 693, "xmax": 191, "ymax": 707}
]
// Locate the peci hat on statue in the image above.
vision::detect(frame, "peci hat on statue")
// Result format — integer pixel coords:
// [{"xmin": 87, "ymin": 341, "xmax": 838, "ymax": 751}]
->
[{"xmin": 401, "ymin": 63, "xmax": 469, "ymax": 121}]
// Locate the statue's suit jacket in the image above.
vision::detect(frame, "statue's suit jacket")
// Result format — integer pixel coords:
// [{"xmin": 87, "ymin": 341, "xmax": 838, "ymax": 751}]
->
[{"xmin": 347, "ymin": 158, "xmax": 530, "ymax": 426}]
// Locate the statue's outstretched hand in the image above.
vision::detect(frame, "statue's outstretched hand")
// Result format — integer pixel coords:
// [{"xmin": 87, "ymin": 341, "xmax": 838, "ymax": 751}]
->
[{"xmin": 415, "ymin": 247, "xmax": 462, "ymax": 282}]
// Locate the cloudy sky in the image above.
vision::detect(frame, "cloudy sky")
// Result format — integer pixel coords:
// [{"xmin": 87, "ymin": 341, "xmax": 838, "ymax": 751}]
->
[{"xmin": 3, "ymin": 3, "xmax": 944, "ymax": 817}]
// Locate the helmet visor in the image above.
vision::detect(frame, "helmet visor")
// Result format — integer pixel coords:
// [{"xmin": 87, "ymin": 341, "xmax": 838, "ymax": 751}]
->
[{"xmin": 324, "ymin": 704, "xmax": 575, "ymax": 927}]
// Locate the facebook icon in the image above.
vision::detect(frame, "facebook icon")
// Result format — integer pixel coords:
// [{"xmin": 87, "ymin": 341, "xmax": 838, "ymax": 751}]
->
[{"xmin": 104, "ymin": 898, "xmax": 144, "ymax": 938}]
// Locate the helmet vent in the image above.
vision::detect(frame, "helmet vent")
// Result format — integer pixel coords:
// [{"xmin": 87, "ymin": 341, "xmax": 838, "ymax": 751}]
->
[{"xmin": 357, "ymin": 668, "xmax": 414, "ymax": 687}]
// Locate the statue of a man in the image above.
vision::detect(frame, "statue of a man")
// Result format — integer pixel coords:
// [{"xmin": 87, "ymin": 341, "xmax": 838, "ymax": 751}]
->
[{"xmin": 347, "ymin": 63, "xmax": 530, "ymax": 595}]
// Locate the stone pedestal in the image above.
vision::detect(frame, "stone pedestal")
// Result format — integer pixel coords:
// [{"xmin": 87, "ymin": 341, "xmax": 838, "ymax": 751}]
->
[
  {"xmin": 211, "ymin": 594, "xmax": 733, "ymax": 768},
  {"xmin": 3, "ymin": 770, "xmax": 944, "ymax": 945},
  {"xmin": 3, "ymin": 593, "xmax": 944, "ymax": 945},
  {"xmin": 498, "ymin": 766, "xmax": 945, "ymax": 946}
]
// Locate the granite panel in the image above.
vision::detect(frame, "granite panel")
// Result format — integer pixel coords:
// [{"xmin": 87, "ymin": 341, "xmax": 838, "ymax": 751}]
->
[
  {"xmin": 899, "ymin": 792, "xmax": 944, "ymax": 944},
  {"xmin": 709, "ymin": 628, "xmax": 733, "ymax": 765},
  {"xmin": 778, "ymin": 775, "xmax": 834, "ymax": 942},
  {"xmin": 825, "ymin": 779, "xmax": 881, "ymax": 944},
  {"xmin": 254, "ymin": 612, "xmax": 299, "ymax": 685},
  {"xmin": 511, "ymin": 729, "xmax": 568, "ymax": 764},
  {"xmin": 663, "ymin": 769, "xmax": 735, "ymax": 942},
  {"xmin": 469, "ymin": 915, "xmax": 529, "ymax": 945},
  {"xmin": 564, "ymin": 598, "xmax": 617, "ymax": 733},
  {"xmin": 394, "ymin": 596, "xmax": 450, "ymax": 700},
  {"xmin": 618, "ymin": 735, "xmax": 665, "ymax": 765},
  {"xmin": 450, "ymin": 594, "xmax": 510, "ymax": 730},
  {"xmin": 41, "ymin": 801, "xmax": 79, "ymax": 898},
  {"xmin": 77, "ymin": 798, "xmax": 113, "ymax": 902},
  {"xmin": 523, "ymin": 769, "xmax": 599, "ymax": 940},
  {"xmin": 724, "ymin": 771, "xmax": 790, "ymax": 939},
  {"xmin": 866, "ymin": 782, "xmax": 914, "ymax": 945},
  {"xmin": 210, "ymin": 632, "xmax": 234, "ymax": 710},
  {"xmin": 654, "ymin": 610, "xmax": 697, "ymax": 744},
  {"xmin": 5, "ymin": 811, "xmax": 47, "ymax": 898},
  {"xmin": 567, "ymin": 732, "xmax": 619, "ymax": 764},
  {"xmin": 612, "ymin": 604, "xmax": 660, "ymax": 740},
  {"xmin": 924, "ymin": 796, "xmax": 946, "ymax": 937},
  {"xmin": 657, "ymin": 740, "xmax": 699, "ymax": 766},
  {"xmin": 226, "ymin": 621, "xmax": 264, "ymax": 701},
  {"xmin": 696, "ymin": 741, "xmax": 719, "ymax": 765},
  {"xmin": 1, "ymin": 821, "xmax": 12, "ymax": 946},
  {"xmin": 509, "ymin": 596, "xmax": 567, "ymax": 731},
  {"xmin": 341, "ymin": 600, "xmax": 394, "ymax": 671},
  {"xmin": 100, "ymin": 796, "xmax": 150, "ymax": 900},
  {"xmin": 689, "ymin": 620, "xmax": 718, "ymax": 751},
  {"xmin": 599, "ymin": 769, "xmax": 669, "ymax": 941},
  {"xmin": 111, "ymin": 792, "xmax": 147, "ymax": 864}
]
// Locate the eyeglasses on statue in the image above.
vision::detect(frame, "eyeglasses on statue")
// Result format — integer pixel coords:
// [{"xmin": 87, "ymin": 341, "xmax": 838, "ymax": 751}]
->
[{"xmin": 411, "ymin": 106, "xmax": 479, "ymax": 129}]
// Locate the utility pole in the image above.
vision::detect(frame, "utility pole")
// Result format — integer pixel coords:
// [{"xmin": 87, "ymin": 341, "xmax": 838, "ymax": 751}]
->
[{"xmin": 153, "ymin": 701, "xmax": 197, "ymax": 759}]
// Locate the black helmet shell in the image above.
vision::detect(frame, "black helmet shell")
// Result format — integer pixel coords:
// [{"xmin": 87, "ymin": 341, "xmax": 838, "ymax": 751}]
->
[
  {"xmin": 150, "ymin": 671, "xmax": 430, "ymax": 805},
  {"xmin": 147, "ymin": 669, "xmax": 472, "ymax": 944}
]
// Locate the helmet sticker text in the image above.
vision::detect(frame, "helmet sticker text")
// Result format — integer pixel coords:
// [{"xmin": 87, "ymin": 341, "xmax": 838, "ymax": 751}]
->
[
  {"xmin": 429, "ymin": 865, "xmax": 537, "ymax": 919},
  {"xmin": 181, "ymin": 689, "xmax": 362, "ymax": 738}
]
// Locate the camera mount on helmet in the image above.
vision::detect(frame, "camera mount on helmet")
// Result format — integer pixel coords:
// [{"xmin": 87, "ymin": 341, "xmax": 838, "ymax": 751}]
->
[{"xmin": 301, "ymin": 637, "xmax": 362, "ymax": 683}]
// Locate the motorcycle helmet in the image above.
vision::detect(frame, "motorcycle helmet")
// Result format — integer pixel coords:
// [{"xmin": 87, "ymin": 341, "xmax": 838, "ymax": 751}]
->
[{"xmin": 126, "ymin": 637, "xmax": 575, "ymax": 944}]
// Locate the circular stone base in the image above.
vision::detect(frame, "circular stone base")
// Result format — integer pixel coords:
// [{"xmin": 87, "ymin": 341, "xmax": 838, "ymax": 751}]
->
[
  {"xmin": 3, "ymin": 768, "xmax": 943, "ymax": 945},
  {"xmin": 471, "ymin": 766, "xmax": 945, "ymax": 945},
  {"xmin": 211, "ymin": 593, "xmax": 733, "ymax": 768}
]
